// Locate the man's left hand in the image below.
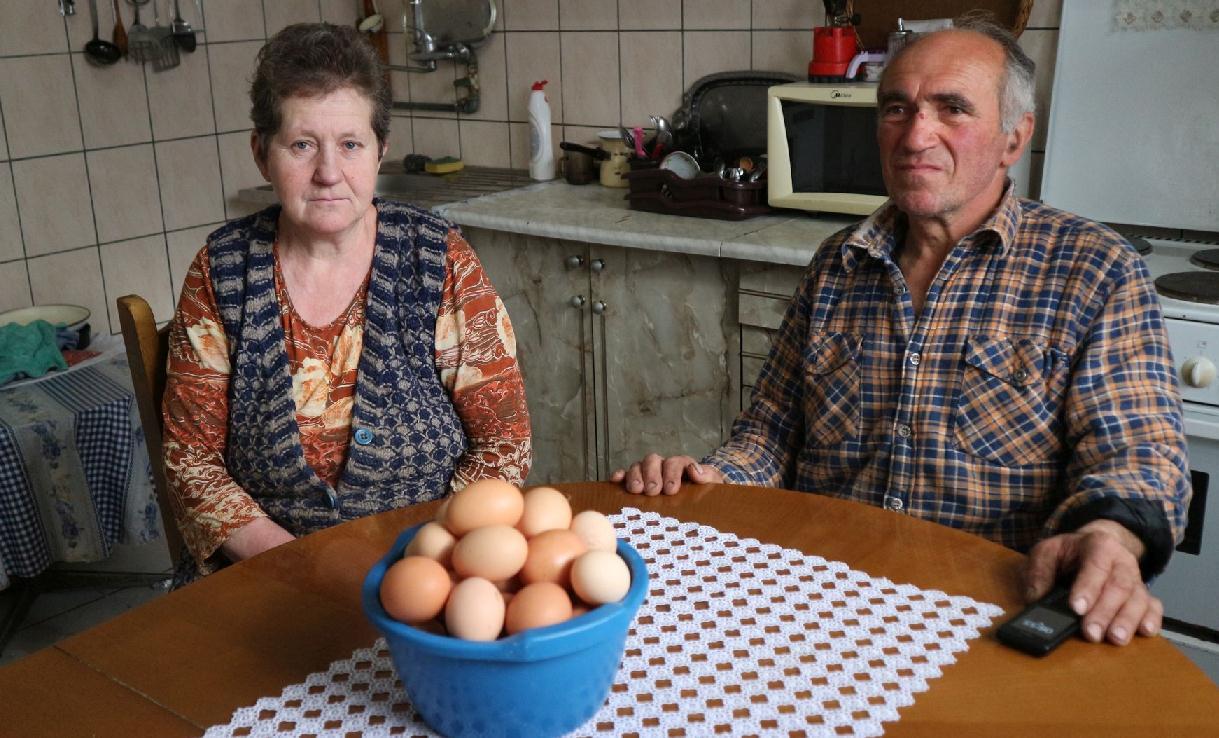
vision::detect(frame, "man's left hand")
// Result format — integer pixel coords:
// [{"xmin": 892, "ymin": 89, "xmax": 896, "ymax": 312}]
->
[{"xmin": 1023, "ymin": 519, "xmax": 1162, "ymax": 646}]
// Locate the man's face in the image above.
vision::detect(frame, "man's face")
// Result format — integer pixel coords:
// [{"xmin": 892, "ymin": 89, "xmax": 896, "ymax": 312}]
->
[{"xmin": 876, "ymin": 31, "xmax": 1030, "ymax": 229}]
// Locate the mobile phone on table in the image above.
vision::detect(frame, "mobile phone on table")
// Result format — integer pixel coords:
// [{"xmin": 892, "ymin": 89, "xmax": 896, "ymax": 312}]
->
[{"xmin": 996, "ymin": 586, "xmax": 1081, "ymax": 656}]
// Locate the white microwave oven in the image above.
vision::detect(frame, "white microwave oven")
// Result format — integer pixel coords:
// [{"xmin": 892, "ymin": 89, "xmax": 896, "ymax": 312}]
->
[{"xmin": 767, "ymin": 82, "xmax": 888, "ymax": 216}]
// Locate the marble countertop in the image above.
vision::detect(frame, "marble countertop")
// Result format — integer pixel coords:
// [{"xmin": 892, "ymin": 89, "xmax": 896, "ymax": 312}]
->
[{"xmin": 435, "ymin": 181, "xmax": 860, "ymax": 267}]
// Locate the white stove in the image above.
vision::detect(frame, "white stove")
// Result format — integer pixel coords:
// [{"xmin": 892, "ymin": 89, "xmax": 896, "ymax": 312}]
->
[{"xmin": 1138, "ymin": 237, "xmax": 1219, "ymax": 635}]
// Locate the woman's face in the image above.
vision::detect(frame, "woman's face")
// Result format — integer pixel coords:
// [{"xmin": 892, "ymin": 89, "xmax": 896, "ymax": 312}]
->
[{"xmin": 254, "ymin": 87, "xmax": 385, "ymax": 240}]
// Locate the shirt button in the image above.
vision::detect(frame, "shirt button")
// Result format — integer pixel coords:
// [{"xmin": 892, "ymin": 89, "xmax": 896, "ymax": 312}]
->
[
  {"xmin": 1012, "ymin": 368, "xmax": 1028, "ymax": 383},
  {"xmin": 908, "ymin": 352, "xmax": 921, "ymax": 367},
  {"xmin": 885, "ymin": 496, "xmax": 904, "ymax": 511},
  {"xmin": 896, "ymin": 423, "xmax": 912, "ymax": 438},
  {"xmin": 354, "ymin": 428, "xmax": 374, "ymax": 445}
]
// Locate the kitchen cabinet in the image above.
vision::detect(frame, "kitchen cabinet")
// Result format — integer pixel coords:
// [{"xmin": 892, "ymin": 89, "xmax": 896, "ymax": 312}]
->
[
  {"xmin": 735, "ymin": 262, "xmax": 807, "ymax": 412},
  {"xmin": 465, "ymin": 227, "xmax": 738, "ymax": 484}
]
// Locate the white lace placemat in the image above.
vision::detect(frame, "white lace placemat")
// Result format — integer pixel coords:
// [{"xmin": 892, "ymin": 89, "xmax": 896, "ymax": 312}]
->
[{"xmin": 205, "ymin": 507, "xmax": 1003, "ymax": 737}]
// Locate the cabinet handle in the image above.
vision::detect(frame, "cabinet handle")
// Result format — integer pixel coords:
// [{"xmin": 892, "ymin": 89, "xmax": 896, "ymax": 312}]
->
[
  {"xmin": 565, "ymin": 255, "xmax": 585, "ymax": 269},
  {"xmin": 570, "ymin": 295, "xmax": 587, "ymax": 309},
  {"xmin": 590, "ymin": 258, "xmax": 606, "ymax": 273},
  {"xmin": 591, "ymin": 300, "xmax": 607, "ymax": 315}
]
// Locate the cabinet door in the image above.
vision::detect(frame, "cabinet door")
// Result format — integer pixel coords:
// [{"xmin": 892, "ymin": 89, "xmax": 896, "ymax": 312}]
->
[
  {"xmin": 592, "ymin": 245, "xmax": 735, "ymax": 477},
  {"xmin": 464, "ymin": 228, "xmax": 596, "ymax": 484}
]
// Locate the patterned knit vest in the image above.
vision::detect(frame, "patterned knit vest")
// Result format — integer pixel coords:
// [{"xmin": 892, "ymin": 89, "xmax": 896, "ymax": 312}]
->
[{"xmin": 207, "ymin": 199, "xmax": 467, "ymax": 536}]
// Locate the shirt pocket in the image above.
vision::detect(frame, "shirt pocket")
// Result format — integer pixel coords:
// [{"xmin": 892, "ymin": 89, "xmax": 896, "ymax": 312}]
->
[
  {"xmin": 804, "ymin": 332, "xmax": 862, "ymax": 447},
  {"xmin": 953, "ymin": 335, "xmax": 1065, "ymax": 466}
]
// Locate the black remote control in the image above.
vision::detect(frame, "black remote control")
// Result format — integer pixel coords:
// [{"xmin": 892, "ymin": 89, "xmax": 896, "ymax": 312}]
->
[{"xmin": 996, "ymin": 586, "xmax": 1081, "ymax": 656}]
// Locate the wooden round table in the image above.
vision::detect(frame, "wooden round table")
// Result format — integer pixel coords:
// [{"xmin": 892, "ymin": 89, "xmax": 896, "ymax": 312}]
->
[{"xmin": 1, "ymin": 482, "xmax": 1216, "ymax": 737}]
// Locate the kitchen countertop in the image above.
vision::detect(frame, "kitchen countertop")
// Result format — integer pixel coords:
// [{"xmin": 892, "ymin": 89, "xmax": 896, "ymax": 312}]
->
[
  {"xmin": 237, "ymin": 166, "xmax": 861, "ymax": 267},
  {"xmin": 436, "ymin": 181, "xmax": 860, "ymax": 267}
]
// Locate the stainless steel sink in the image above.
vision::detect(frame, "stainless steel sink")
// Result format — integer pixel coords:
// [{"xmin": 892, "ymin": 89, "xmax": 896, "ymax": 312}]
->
[{"xmin": 237, "ymin": 167, "xmax": 532, "ymax": 210}]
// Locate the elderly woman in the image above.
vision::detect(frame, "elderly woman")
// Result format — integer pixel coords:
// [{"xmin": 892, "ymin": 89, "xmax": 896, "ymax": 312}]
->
[{"xmin": 162, "ymin": 23, "xmax": 531, "ymax": 583}]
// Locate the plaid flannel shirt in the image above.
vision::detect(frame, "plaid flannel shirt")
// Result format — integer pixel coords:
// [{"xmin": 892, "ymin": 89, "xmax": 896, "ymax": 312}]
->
[{"xmin": 707, "ymin": 187, "xmax": 1190, "ymax": 559}]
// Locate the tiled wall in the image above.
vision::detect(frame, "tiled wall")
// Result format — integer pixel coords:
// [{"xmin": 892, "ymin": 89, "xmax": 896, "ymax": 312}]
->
[{"xmin": 0, "ymin": 0, "xmax": 1062, "ymax": 335}]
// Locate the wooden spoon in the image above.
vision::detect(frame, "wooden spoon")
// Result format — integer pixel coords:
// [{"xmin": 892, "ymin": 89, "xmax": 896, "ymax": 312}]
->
[{"xmin": 110, "ymin": 0, "xmax": 127, "ymax": 57}]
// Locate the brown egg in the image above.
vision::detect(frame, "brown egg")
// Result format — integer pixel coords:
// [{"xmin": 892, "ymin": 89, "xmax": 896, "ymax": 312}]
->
[
  {"xmin": 445, "ymin": 479, "xmax": 525, "ymax": 536},
  {"xmin": 379, "ymin": 555, "xmax": 452, "ymax": 624},
  {"xmin": 517, "ymin": 486, "xmax": 573, "ymax": 537},
  {"xmin": 571, "ymin": 550, "xmax": 631, "ymax": 605},
  {"xmin": 405, "ymin": 521, "xmax": 457, "ymax": 567},
  {"xmin": 569, "ymin": 510, "xmax": 617, "ymax": 552},
  {"xmin": 519, "ymin": 528, "xmax": 587, "ymax": 587},
  {"xmin": 451, "ymin": 525, "xmax": 529, "ymax": 581},
  {"xmin": 445, "ymin": 577, "xmax": 505, "ymax": 641},
  {"xmin": 505, "ymin": 582, "xmax": 574, "ymax": 635}
]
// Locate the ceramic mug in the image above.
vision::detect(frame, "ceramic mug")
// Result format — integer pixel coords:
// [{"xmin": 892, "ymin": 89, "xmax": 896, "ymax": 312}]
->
[{"xmin": 598, "ymin": 136, "xmax": 631, "ymax": 188}]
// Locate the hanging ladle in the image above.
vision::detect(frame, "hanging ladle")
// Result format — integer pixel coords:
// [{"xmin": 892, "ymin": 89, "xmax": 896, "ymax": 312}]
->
[
  {"xmin": 85, "ymin": 0, "xmax": 122, "ymax": 65},
  {"xmin": 171, "ymin": 0, "xmax": 196, "ymax": 52}
]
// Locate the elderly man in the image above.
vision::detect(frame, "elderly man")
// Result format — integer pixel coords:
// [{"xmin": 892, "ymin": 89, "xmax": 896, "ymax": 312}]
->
[{"xmin": 612, "ymin": 19, "xmax": 1190, "ymax": 648}]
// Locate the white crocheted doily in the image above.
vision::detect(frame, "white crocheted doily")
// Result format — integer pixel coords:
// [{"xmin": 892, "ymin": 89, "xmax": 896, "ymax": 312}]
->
[{"xmin": 205, "ymin": 507, "xmax": 1003, "ymax": 737}]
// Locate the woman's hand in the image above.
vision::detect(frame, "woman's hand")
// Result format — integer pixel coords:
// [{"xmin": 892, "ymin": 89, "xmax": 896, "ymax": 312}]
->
[
  {"xmin": 610, "ymin": 454, "xmax": 725, "ymax": 496},
  {"xmin": 220, "ymin": 517, "xmax": 297, "ymax": 562}
]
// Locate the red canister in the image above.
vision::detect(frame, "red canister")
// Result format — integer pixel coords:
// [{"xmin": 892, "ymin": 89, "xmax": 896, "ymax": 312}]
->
[{"xmin": 809, "ymin": 26, "xmax": 858, "ymax": 81}]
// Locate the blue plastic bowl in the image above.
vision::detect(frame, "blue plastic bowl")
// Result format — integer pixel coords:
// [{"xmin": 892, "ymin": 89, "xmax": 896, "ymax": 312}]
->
[{"xmin": 362, "ymin": 524, "xmax": 648, "ymax": 738}]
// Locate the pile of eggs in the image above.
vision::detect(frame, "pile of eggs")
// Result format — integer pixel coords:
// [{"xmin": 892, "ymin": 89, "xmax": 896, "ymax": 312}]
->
[{"xmin": 378, "ymin": 479, "xmax": 630, "ymax": 641}]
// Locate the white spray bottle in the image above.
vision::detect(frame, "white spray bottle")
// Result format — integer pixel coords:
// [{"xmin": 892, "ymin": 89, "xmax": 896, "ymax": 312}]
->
[{"xmin": 528, "ymin": 80, "xmax": 555, "ymax": 181}]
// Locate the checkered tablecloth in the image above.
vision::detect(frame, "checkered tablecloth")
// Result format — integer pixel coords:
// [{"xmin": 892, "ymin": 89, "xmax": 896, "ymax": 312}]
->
[
  {"xmin": 0, "ymin": 353, "xmax": 160, "ymax": 589},
  {"xmin": 205, "ymin": 508, "xmax": 1003, "ymax": 737}
]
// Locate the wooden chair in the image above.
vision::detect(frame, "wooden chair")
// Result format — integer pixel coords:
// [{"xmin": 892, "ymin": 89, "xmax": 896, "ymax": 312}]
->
[{"xmin": 116, "ymin": 294, "xmax": 184, "ymax": 569}]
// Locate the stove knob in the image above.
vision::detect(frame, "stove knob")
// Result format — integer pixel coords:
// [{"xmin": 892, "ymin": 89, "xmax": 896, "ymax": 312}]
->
[{"xmin": 1183, "ymin": 357, "xmax": 1217, "ymax": 388}]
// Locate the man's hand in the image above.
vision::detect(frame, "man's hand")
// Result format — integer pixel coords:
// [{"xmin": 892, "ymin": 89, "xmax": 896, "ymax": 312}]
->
[
  {"xmin": 609, "ymin": 453, "xmax": 725, "ymax": 495},
  {"xmin": 220, "ymin": 517, "xmax": 296, "ymax": 562},
  {"xmin": 1024, "ymin": 519, "xmax": 1162, "ymax": 646}
]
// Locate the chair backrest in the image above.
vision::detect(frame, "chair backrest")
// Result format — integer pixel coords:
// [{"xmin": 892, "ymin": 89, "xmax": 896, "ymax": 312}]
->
[{"xmin": 116, "ymin": 294, "xmax": 185, "ymax": 568}]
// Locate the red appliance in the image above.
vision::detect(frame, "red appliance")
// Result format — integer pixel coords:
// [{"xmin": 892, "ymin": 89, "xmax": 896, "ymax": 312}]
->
[{"xmin": 809, "ymin": 26, "xmax": 858, "ymax": 81}]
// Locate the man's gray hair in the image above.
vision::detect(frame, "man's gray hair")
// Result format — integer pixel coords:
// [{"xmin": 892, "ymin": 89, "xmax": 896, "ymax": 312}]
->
[{"xmin": 884, "ymin": 14, "xmax": 1036, "ymax": 133}]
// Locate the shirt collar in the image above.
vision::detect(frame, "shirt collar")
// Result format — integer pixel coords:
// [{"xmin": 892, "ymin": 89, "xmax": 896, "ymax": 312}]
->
[{"xmin": 839, "ymin": 180, "xmax": 1024, "ymax": 273}]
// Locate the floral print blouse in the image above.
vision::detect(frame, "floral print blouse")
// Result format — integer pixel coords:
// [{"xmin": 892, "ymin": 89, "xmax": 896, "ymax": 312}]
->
[{"xmin": 162, "ymin": 229, "xmax": 531, "ymax": 570}]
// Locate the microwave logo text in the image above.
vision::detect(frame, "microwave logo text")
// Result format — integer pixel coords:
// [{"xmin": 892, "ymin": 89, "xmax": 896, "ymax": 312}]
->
[{"xmin": 831, "ymin": 90, "xmax": 853, "ymax": 99}]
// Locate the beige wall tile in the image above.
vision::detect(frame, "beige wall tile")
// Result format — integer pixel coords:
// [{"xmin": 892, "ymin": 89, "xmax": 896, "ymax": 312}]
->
[
  {"xmin": 619, "ymin": 0, "xmax": 681, "ymax": 30},
  {"xmin": 505, "ymin": 31, "xmax": 562, "ymax": 122},
  {"xmin": 561, "ymin": 124, "xmax": 604, "ymax": 147},
  {"xmin": 0, "ymin": 56, "xmax": 82, "ymax": 158},
  {"xmin": 216, "ymin": 130, "xmax": 266, "ymax": 220},
  {"xmin": 101, "ymin": 235, "xmax": 175, "ymax": 329},
  {"xmin": 27, "ymin": 247, "xmax": 108, "ymax": 332},
  {"xmin": 464, "ymin": 32, "xmax": 509, "ymax": 122},
  {"xmin": 147, "ymin": 44, "xmax": 216, "ymax": 140},
  {"xmin": 408, "ymin": 60, "xmax": 460, "ymax": 118},
  {"xmin": 0, "ymin": 4, "xmax": 69, "ymax": 56},
  {"xmin": 388, "ymin": 31, "xmax": 411, "ymax": 102},
  {"xmin": 166, "ymin": 225, "xmax": 215, "ymax": 299},
  {"xmin": 620, "ymin": 33, "xmax": 682, "ymax": 127},
  {"xmin": 682, "ymin": 0, "xmax": 750, "ymax": 30},
  {"xmin": 156, "ymin": 137, "xmax": 225, "ymax": 230},
  {"xmin": 412, "ymin": 117, "xmax": 461, "ymax": 159},
  {"xmin": 561, "ymin": 32, "xmax": 618, "ymax": 126},
  {"xmin": 73, "ymin": 54, "xmax": 152, "ymax": 150},
  {"xmin": 683, "ymin": 30, "xmax": 750, "ymax": 87},
  {"xmin": 0, "ymin": 163, "xmax": 21, "ymax": 262},
  {"xmin": 385, "ymin": 114, "xmax": 415, "ymax": 160},
  {"xmin": 321, "ymin": 0, "xmax": 362, "ymax": 27},
  {"xmin": 1019, "ymin": 29, "xmax": 1058, "ymax": 151},
  {"xmin": 752, "ymin": 0, "xmax": 817, "ymax": 29},
  {"xmin": 201, "ymin": 0, "xmax": 267, "ymax": 43},
  {"xmin": 0, "ymin": 260, "xmax": 31, "ymax": 313},
  {"xmin": 87, "ymin": 145, "xmax": 162, "ymax": 243},
  {"xmin": 459, "ymin": 120, "xmax": 512, "ymax": 167},
  {"xmin": 13, "ymin": 154, "xmax": 95, "ymax": 257},
  {"xmin": 264, "ymin": 0, "xmax": 321, "ymax": 38},
  {"xmin": 751, "ymin": 30, "xmax": 808, "ymax": 78},
  {"xmin": 504, "ymin": 0, "xmax": 560, "ymax": 31},
  {"xmin": 208, "ymin": 41, "xmax": 262, "ymax": 133},
  {"xmin": 560, "ymin": 0, "xmax": 618, "ymax": 30},
  {"xmin": 1026, "ymin": 0, "xmax": 1063, "ymax": 28}
]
